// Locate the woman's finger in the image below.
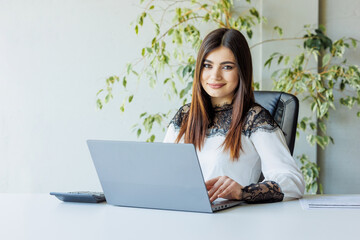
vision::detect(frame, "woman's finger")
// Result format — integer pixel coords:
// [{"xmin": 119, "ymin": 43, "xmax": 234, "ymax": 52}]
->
[
  {"xmin": 207, "ymin": 176, "xmax": 228, "ymax": 199},
  {"xmin": 205, "ymin": 176, "xmax": 221, "ymax": 189},
  {"xmin": 209, "ymin": 178, "xmax": 232, "ymax": 202},
  {"xmin": 218, "ymin": 182, "xmax": 236, "ymax": 199},
  {"xmin": 218, "ymin": 182, "xmax": 242, "ymax": 200}
]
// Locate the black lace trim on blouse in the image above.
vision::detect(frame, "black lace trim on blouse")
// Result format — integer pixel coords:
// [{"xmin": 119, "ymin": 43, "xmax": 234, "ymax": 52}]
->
[
  {"xmin": 207, "ymin": 103, "xmax": 233, "ymax": 137},
  {"xmin": 169, "ymin": 103, "xmax": 279, "ymax": 138},
  {"xmin": 242, "ymin": 181, "xmax": 284, "ymax": 203},
  {"xmin": 169, "ymin": 103, "xmax": 191, "ymax": 130},
  {"xmin": 242, "ymin": 104, "xmax": 280, "ymax": 137}
]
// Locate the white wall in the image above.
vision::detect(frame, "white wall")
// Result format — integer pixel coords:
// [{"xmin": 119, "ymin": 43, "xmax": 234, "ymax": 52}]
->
[
  {"xmin": 318, "ymin": 0, "xmax": 360, "ymax": 193},
  {"xmin": 0, "ymin": 0, "xmax": 159, "ymax": 192}
]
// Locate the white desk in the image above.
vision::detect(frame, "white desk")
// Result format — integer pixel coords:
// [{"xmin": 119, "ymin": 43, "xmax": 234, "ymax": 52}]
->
[{"xmin": 1, "ymin": 194, "xmax": 359, "ymax": 240}]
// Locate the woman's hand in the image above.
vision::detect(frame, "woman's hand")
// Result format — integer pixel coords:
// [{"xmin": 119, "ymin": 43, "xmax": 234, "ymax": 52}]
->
[{"xmin": 205, "ymin": 176, "xmax": 244, "ymax": 202}]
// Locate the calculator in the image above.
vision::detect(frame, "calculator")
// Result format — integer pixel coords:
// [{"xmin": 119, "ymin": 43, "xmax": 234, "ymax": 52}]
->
[{"xmin": 50, "ymin": 191, "xmax": 106, "ymax": 203}]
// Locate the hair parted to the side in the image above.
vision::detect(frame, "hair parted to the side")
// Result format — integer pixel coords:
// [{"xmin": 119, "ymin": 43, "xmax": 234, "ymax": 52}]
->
[{"xmin": 175, "ymin": 28, "xmax": 255, "ymax": 160}]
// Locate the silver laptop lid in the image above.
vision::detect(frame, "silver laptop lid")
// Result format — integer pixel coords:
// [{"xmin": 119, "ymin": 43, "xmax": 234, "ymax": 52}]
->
[{"xmin": 87, "ymin": 140, "xmax": 213, "ymax": 213}]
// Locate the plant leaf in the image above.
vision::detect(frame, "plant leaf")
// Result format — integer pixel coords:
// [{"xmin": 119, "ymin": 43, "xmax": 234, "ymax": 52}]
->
[
  {"xmin": 322, "ymin": 53, "xmax": 331, "ymax": 67},
  {"xmin": 122, "ymin": 77, "xmax": 127, "ymax": 88},
  {"xmin": 128, "ymin": 95, "xmax": 134, "ymax": 103},
  {"xmin": 274, "ymin": 26, "xmax": 283, "ymax": 37},
  {"xmin": 135, "ymin": 25, "xmax": 139, "ymax": 35},
  {"xmin": 96, "ymin": 89, "xmax": 103, "ymax": 96},
  {"xmin": 96, "ymin": 99, "xmax": 103, "ymax": 110}
]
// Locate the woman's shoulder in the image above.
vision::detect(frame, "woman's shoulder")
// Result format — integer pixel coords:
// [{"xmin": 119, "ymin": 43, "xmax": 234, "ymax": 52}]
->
[
  {"xmin": 169, "ymin": 103, "xmax": 191, "ymax": 129},
  {"xmin": 243, "ymin": 103, "xmax": 279, "ymax": 137}
]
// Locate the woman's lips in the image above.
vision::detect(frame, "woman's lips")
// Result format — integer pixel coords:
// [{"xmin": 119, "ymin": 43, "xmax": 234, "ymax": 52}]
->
[{"xmin": 208, "ymin": 83, "xmax": 225, "ymax": 89}]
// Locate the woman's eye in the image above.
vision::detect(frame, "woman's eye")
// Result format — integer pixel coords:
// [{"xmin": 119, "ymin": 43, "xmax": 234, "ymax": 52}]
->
[
  {"xmin": 203, "ymin": 64, "xmax": 212, "ymax": 68},
  {"xmin": 223, "ymin": 65, "xmax": 233, "ymax": 70}
]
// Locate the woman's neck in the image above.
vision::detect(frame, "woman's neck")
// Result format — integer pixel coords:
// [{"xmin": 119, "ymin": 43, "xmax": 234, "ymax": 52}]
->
[
  {"xmin": 211, "ymin": 99, "xmax": 233, "ymax": 108},
  {"xmin": 212, "ymin": 102, "xmax": 232, "ymax": 108},
  {"xmin": 210, "ymin": 95, "xmax": 234, "ymax": 107}
]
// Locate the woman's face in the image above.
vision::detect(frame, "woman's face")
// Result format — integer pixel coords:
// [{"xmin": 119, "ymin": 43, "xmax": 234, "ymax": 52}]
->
[{"xmin": 200, "ymin": 46, "xmax": 239, "ymax": 107}]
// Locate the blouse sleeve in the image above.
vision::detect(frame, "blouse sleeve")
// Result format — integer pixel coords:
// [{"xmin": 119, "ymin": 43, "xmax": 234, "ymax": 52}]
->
[
  {"xmin": 163, "ymin": 123, "xmax": 178, "ymax": 143},
  {"xmin": 163, "ymin": 103, "xmax": 190, "ymax": 143},
  {"xmin": 250, "ymin": 128, "xmax": 305, "ymax": 201}
]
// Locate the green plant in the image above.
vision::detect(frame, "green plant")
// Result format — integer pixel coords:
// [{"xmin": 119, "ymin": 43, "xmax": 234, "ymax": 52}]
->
[
  {"xmin": 267, "ymin": 25, "xmax": 359, "ymax": 149},
  {"xmin": 299, "ymin": 154, "xmax": 323, "ymax": 194},
  {"xmin": 265, "ymin": 25, "xmax": 360, "ymax": 192},
  {"xmin": 96, "ymin": 0, "xmax": 360, "ymax": 193}
]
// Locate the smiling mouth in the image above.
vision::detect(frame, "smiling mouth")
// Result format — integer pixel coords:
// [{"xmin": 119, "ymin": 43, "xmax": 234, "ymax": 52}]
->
[{"xmin": 208, "ymin": 83, "xmax": 226, "ymax": 89}]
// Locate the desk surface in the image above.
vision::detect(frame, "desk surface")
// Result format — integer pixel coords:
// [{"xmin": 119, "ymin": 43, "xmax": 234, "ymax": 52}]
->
[{"xmin": 1, "ymin": 194, "xmax": 359, "ymax": 240}]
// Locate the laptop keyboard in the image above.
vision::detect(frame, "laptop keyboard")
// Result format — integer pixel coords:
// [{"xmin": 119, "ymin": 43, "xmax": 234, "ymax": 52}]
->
[
  {"xmin": 212, "ymin": 199, "xmax": 234, "ymax": 206},
  {"xmin": 211, "ymin": 199, "xmax": 242, "ymax": 211}
]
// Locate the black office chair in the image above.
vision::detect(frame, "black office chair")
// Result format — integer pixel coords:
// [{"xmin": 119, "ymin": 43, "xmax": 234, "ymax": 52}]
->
[
  {"xmin": 254, "ymin": 91, "xmax": 299, "ymax": 155},
  {"xmin": 254, "ymin": 91, "xmax": 299, "ymax": 181}
]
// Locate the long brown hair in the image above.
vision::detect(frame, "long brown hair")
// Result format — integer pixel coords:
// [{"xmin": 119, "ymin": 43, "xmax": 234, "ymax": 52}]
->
[{"xmin": 176, "ymin": 28, "xmax": 255, "ymax": 160}]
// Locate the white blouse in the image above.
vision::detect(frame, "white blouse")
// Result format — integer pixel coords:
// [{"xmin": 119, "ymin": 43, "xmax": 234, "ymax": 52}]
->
[{"xmin": 163, "ymin": 103, "xmax": 305, "ymax": 201}]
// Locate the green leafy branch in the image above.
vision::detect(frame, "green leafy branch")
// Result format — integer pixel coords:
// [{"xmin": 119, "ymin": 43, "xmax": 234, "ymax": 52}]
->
[
  {"xmin": 266, "ymin": 26, "xmax": 360, "ymax": 150},
  {"xmin": 299, "ymin": 154, "xmax": 323, "ymax": 194},
  {"xmin": 265, "ymin": 26, "xmax": 360, "ymax": 193},
  {"xmin": 131, "ymin": 112, "xmax": 170, "ymax": 142}
]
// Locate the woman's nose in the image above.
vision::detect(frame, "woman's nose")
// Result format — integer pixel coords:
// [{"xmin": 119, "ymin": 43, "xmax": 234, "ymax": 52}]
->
[{"xmin": 210, "ymin": 67, "xmax": 222, "ymax": 81}]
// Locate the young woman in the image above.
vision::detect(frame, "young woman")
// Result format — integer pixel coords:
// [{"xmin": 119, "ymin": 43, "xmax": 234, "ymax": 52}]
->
[{"xmin": 163, "ymin": 28, "xmax": 305, "ymax": 203}]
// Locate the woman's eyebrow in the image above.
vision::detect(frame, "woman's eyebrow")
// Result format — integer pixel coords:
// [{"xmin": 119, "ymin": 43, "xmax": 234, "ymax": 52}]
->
[
  {"xmin": 203, "ymin": 59, "xmax": 235, "ymax": 65},
  {"xmin": 220, "ymin": 61, "xmax": 235, "ymax": 65}
]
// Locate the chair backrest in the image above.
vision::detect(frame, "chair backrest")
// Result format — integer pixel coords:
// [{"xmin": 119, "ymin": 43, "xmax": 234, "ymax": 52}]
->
[{"xmin": 254, "ymin": 91, "xmax": 299, "ymax": 155}]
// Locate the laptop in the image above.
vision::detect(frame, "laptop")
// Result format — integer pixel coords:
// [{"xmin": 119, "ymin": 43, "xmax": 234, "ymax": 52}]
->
[{"xmin": 87, "ymin": 140, "xmax": 243, "ymax": 213}]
